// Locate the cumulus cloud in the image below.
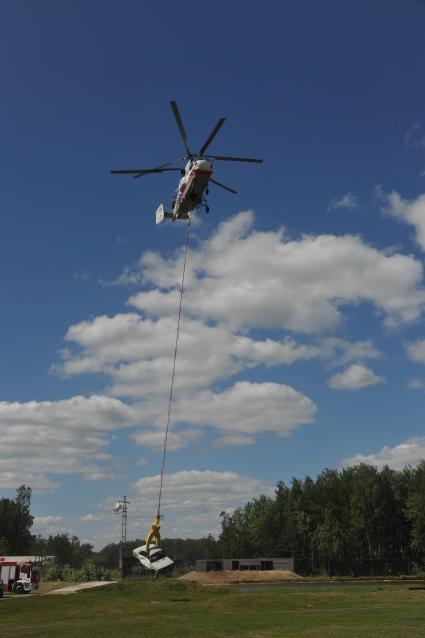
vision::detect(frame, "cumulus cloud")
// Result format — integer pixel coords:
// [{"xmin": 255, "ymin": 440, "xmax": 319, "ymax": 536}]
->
[
  {"xmin": 17, "ymin": 212, "xmax": 425, "ymax": 492},
  {"xmin": 376, "ymin": 186, "xmax": 425, "ymax": 251},
  {"xmin": 46, "ymin": 466, "xmax": 271, "ymax": 546},
  {"xmin": 327, "ymin": 193, "xmax": 359, "ymax": 212},
  {"xmin": 50, "ymin": 313, "xmax": 320, "ymax": 451},
  {"xmin": 34, "ymin": 515, "xmax": 67, "ymax": 525},
  {"xmin": 327, "ymin": 363, "xmax": 385, "ymax": 391},
  {"xmin": 85, "ymin": 469, "xmax": 274, "ymax": 547},
  {"xmin": 131, "ymin": 428, "xmax": 203, "ymax": 451},
  {"xmin": 127, "ymin": 212, "xmax": 425, "ymax": 331},
  {"xmin": 80, "ymin": 514, "xmax": 101, "ymax": 523},
  {"xmin": 407, "ymin": 378, "xmax": 425, "ymax": 391},
  {"xmin": 405, "ymin": 339, "xmax": 425, "ymax": 364},
  {"xmin": 129, "ymin": 469, "xmax": 275, "ymax": 538},
  {"xmin": 0, "ymin": 395, "xmax": 139, "ymax": 491},
  {"xmin": 32, "ymin": 515, "xmax": 72, "ymax": 537},
  {"xmin": 126, "ymin": 381, "xmax": 317, "ymax": 449},
  {"xmin": 54, "ymin": 309, "xmax": 382, "ymax": 401},
  {"xmin": 170, "ymin": 382, "xmax": 317, "ymax": 437},
  {"xmin": 55, "ymin": 314, "xmax": 322, "ymax": 399},
  {"xmin": 320, "ymin": 337, "xmax": 381, "ymax": 367},
  {"xmin": 213, "ymin": 434, "xmax": 256, "ymax": 447},
  {"xmin": 341, "ymin": 437, "xmax": 425, "ymax": 471},
  {"xmin": 404, "ymin": 122, "xmax": 425, "ymax": 150},
  {"xmin": 49, "ymin": 212, "xmax": 425, "ymax": 459}
]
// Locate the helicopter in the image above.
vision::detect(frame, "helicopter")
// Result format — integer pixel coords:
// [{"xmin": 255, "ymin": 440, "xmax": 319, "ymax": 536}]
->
[{"xmin": 111, "ymin": 101, "xmax": 263, "ymax": 224}]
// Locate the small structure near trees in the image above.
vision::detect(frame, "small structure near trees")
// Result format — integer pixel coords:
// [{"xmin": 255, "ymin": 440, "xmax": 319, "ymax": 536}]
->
[{"xmin": 196, "ymin": 557, "xmax": 294, "ymax": 572}]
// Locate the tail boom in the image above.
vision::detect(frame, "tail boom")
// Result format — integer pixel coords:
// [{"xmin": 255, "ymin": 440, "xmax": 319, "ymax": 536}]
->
[{"xmin": 155, "ymin": 203, "xmax": 173, "ymax": 224}]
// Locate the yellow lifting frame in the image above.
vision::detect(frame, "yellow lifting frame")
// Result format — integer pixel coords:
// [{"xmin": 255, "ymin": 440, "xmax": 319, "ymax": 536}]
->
[{"xmin": 145, "ymin": 515, "xmax": 161, "ymax": 555}]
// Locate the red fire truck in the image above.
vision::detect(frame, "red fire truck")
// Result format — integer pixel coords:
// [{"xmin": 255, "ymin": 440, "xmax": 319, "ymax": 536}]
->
[{"xmin": 0, "ymin": 557, "xmax": 41, "ymax": 594}]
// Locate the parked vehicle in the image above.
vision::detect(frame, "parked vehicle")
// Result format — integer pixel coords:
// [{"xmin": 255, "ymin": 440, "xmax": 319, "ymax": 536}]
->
[{"xmin": 0, "ymin": 558, "xmax": 40, "ymax": 594}]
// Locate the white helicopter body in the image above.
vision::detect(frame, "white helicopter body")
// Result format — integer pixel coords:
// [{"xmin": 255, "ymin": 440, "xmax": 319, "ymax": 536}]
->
[{"xmin": 112, "ymin": 101, "xmax": 262, "ymax": 224}]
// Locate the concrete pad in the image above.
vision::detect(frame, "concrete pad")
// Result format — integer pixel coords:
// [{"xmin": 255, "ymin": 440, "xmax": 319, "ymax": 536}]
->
[{"xmin": 47, "ymin": 581, "xmax": 117, "ymax": 594}]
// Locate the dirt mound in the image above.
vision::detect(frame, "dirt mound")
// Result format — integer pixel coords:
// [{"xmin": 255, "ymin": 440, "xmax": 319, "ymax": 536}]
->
[{"xmin": 179, "ymin": 570, "xmax": 303, "ymax": 585}]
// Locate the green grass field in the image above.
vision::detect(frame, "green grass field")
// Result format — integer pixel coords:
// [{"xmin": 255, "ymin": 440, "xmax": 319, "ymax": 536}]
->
[{"xmin": 3, "ymin": 580, "xmax": 425, "ymax": 637}]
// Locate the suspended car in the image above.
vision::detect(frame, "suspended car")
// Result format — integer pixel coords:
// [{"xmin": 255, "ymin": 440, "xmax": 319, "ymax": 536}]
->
[{"xmin": 133, "ymin": 543, "xmax": 174, "ymax": 574}]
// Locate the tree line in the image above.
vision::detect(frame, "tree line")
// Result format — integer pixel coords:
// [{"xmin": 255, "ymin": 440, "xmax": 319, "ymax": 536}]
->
[
  {"xmin": 0, "ymin": 486, "xmax": 34, "ymax": 554},
  {"xmin": 2, "ymin": 463, "xmax": 425, "ymax": 575},
  {"xmin": 218, "ymin": 463, "xmax": 425, "ymax": 574}
]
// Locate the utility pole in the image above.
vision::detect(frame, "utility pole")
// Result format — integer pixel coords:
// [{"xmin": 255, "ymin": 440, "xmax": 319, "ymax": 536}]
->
[{"xmin": 114, "ymin": 496, "xmax": 129, "ymax": 578}]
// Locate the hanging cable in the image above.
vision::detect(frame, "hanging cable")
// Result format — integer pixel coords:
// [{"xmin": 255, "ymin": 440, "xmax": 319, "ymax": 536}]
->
[{"xmin": 157, "ymin": 221, "xmax": 190, "ymax": 520}]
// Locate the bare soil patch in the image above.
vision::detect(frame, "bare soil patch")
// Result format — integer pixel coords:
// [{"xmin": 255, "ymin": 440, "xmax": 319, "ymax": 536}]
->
[{"xmin": 179, "ymin": 569, "xmax": 303, "ymax": 585}]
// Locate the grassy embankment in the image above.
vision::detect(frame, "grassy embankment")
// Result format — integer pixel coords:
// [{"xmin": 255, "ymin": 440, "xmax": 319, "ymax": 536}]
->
[{"xmin": 3, "ymin": 579, "xmax": 425, "ymax": 637}]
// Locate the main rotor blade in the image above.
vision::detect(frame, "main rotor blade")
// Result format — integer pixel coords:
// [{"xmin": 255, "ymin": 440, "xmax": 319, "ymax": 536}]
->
[
  {"xmin": 111, "ymin": 169, "xmax": 156, "ymax": 174},
  {"xmin": 209, "ymin": 178, "xmax": 237, "ymax": 194},
  {"xmin": 208, "ymin": 155, "xmax": 263, "ymax": 163},
  {"xmin": 198, "ymin": 118, "xmax": 226, "ymax": 156},
  {"xmin": 111, "ymin": 168, "xmax": 182, "ymax": 175},
  {"xmin": 133, "ymin": 168, "xmax": 183, "ymax": 179},
  {"xmin": 170, "ymin": 101, "xmax": 191, "ymax": 156}
]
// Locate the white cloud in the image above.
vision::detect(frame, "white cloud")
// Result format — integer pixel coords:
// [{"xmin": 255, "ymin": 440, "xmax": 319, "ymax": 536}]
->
[
  {"xmin": 16, "ymin": 212, "xmax": 425, "ymax": 493},
  {"xmin": 407, "ymin": 378, "xmax": 425, "ymax": 391},
  {"xmin": 89, "ymin": 470, "xmax": 274, "ymax": 546},
  {"xmin": 55, "ymin": 312, "xmax": 382, "ymax": 403},
  {"xmin": 342, "ymin": 437, "xmax": 425, "ymax": 470},
  {"xmin": 127, "ymin": 381, "xmax": 317, "ymax": 449},
  {"xmin": 0, "ymin": 395, "xmax": 139, "ymax": 491},
  {"xmin": 127, "ymin": 212, "xmax": 425, "ymax": 331},
  {"xmin": 213, "ymin": 434, "xmax": 256, "ymax": 447},
  {"xmin": 171, "ymin": 381, "xmax": 317, "ymax": 438},
  {"xmin": 34, "ymin": 515, "xmax": 67, "ymax": 525},
  {"xmin": 55, "ymin": 314, "xmax": 322, "ymax": 399},
  {"xmin": 405, "ymin": 339, "xmax": 425, "ymax": 364},
  {"xmin": 48, "ymin": 212, "xmax": 425, "ymax": 459},
  {"xmin": 376, "ymin": 186, "xmax": 425, "ymax": 251},
  {"xmin": 327, "ymin": 363, "xmax": 385, "ymax": 391},
  {"xmin": 32, "ymin": 515, "xmax": 72, "ymax": 537},
  {"xmin": 320, "ymin": 337, "xmax": 381, "ymax": 367},
  {"xmin": 131, "ymin": 428, "xmax": 203, "ymax": 451},
  {"xmin": 80, "ymin": 514, "xmax": 101, "ymax": 523},
  {"xmin": 327, "ymin": 193, "xmax": 359, "ymax": 212},
  {"xmin": 56, "ymin": 216, "xmax": 425, "ymax": 395},
  {"xmin": 129, "ymin": 469, "xmax": 274, "ymax": 538},
  {"xmin": 404, "ymin": 122, "xmax": 425, "ymax": 150}
]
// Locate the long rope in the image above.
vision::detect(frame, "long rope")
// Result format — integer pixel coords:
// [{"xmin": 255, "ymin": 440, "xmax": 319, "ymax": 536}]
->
[{"xmin": 157, "ymin": 222, "xmax": 190, "ymax": 519}]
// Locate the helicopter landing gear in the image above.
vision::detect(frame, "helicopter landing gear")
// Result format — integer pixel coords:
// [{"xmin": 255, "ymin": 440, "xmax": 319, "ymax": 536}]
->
[{"xmin": 198, "ymin": 196, "xmax": 210, "ymax": 214}]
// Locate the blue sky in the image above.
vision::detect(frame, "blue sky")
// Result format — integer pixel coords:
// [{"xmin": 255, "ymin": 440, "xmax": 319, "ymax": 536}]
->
[{"xmin": 2, "ymin": 0, "xmax": 425, "ymax": 548}]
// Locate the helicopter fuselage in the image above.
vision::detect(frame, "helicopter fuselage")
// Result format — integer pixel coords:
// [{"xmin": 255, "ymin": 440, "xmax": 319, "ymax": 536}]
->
[{"xmin": 171, "ymin": 158, "xmax": 212, "ymax": 220}]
